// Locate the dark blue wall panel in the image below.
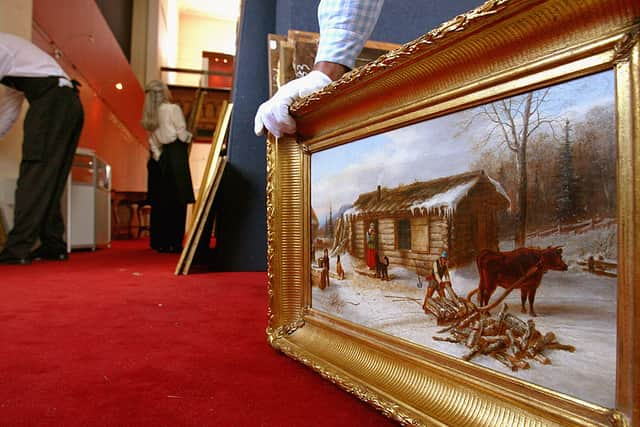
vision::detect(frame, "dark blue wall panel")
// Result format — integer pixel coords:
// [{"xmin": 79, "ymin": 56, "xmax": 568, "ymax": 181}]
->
[
  {"xmin": 274, "ymin": 0, "xmax": 480, "ymax": 43},
  {"xmin": 275, "ymin": 0, "xmax": 320, "ymax": 35},
  {"xmin": 213, "ymin": 0, "xmax": 276, "ymax": 271},
  {"xmin": 219, "ymin": 1, "xmax": 483, "ymax": 271},
  {"xmin": 373, "ymin": 1, "xmax": 481, "ymax": 44}
]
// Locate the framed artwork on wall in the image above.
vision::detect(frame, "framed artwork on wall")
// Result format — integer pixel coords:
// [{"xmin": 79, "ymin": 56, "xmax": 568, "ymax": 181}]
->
[{"xmin": 266, "ymin": 0, "xmax": 640, "ymax": 425}]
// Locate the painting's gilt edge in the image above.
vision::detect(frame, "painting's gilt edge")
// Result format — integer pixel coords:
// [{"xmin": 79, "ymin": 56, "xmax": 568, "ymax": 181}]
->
[
  {"xmin": 290, "ymin": 0, "xmax": 511, "ymax": 113},
  {"xmin": 265, "ymin": 135, "xmax": 277, "ymax": 330},
  {"xmin": 613, "ymin": 28, "xmax": 640, "ymax": 64},
  {"xmin": 276, "ymin": 340, "xmax": 427, "ymax": 427}
]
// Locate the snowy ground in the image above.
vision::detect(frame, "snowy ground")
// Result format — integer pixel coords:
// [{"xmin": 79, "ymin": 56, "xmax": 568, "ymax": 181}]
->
[{"xmin": 312, "ymin": 227, "xmax": 617, "ymax": 408}]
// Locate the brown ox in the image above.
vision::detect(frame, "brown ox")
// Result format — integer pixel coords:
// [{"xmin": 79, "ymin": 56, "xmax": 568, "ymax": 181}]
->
[{"xmin": 475, "ymin": 246, "xmax": 568, "ymax": 316}]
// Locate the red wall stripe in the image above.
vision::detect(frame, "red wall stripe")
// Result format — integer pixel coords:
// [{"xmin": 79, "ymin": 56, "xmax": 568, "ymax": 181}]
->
[{"xmin": 31, "ymin": 0, "xmax": 148, "ymax": 192}]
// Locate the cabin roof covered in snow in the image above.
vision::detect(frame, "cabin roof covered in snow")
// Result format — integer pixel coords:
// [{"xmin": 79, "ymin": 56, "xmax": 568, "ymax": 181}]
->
[{"xmin": 346, "ymin": 170, "xmax": 510, "ymax": 218}]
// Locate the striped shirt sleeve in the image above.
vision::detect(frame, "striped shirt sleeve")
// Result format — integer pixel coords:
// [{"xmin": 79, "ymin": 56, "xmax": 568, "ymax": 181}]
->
[{"xmin": 315, "ymin": 0, "xmax": 384, "ymax": 69}]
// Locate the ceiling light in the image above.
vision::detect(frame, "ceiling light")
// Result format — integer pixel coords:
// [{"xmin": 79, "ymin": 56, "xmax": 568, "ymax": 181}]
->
[{"xmin": 115, "ymin": 82, "xmax": 123, "ymax": 90}]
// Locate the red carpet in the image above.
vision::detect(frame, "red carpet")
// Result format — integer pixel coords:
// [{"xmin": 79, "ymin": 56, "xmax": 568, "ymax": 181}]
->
[{"xmin": 0, "ymin": 240, "xmax": 395, "ymax": 426}]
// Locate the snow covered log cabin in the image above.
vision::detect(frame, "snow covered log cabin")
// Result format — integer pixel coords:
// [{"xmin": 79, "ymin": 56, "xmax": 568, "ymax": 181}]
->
[{"xmin": 342, "ymin": 170, "xmax": 510, "ymax": 272}]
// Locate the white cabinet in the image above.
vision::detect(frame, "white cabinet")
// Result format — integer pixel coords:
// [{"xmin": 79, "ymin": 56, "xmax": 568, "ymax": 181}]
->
[{"xmin": 65, "ymin": 148, "xmax": 111, "ymax": 251}]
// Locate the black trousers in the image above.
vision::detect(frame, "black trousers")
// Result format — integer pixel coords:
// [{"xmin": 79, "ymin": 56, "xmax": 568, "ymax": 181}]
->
[
  {"xmin": 1, "ymin": 77, "xmax": 84, "ymax": 257},
  {"xmin": 147, "ymin": 157, "xmax": 163, "ymax": 251},
  {"xmin": 147, "ymin": 142, "xmax": 193, "ymax": 252}
]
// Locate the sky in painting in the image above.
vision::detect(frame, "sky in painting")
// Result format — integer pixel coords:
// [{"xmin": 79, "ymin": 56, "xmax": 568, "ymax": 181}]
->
[{"xmin": 311, "ymin": 70, "xmax": 614, "ymax": 221}]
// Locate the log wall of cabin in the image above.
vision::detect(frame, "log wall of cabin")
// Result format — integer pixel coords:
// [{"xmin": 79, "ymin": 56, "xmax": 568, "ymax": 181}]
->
[
  {"xmin": 377, "ymin": 214, "xmax": 448, "ymax": 276},
  {"xmin": 351, "ymin": 219, "xmax": 365, "ymax": 259},
  {"xmin": 348, "ymin": 213, "xmax": 450, "ymax": 275},
  {"xmin": 378, "ymin": 218, "xmax": 395, "ymax": 253}
]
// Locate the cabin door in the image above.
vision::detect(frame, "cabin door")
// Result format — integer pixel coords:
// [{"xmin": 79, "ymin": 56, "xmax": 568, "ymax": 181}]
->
[{"xmin": 473, "ymin": 211, "xmax": 492, "ymax": 254}]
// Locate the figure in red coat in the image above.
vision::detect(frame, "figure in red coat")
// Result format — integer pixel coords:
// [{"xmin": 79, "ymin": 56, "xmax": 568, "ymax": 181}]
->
[{"xmin": 366, "ymin": 222, "xmax": 377, "ymax": 270}]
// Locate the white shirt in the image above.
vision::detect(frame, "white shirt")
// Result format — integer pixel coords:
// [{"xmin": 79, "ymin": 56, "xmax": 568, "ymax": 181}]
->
[
  {"xmin": 0, "ymin": 32, "xmax": 70, "ymax": 138},
  {"xmin": 149, "ymin": 102, "xmax": 192, "ymax": 161}
]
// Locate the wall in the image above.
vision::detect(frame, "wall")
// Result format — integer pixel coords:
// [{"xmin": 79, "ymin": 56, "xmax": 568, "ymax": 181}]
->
[
  {"xmin": 134, "ymin": 0, "xmax": 179, "ymax": 85},
  {"xmin": 31, "ymin": 0, "xmax": 149, "ymax": 191},
  {"xmin": 210, "ymin": 0, "xmax": 275, "ymax": 271},
  {"xmin": 175, "ymin": 13, "xmax": 237, "ymax": 87},
  {"xmin": 95, "ymin": 0, "xmax": 133, "ymax": 60},
  {"xmin": 131, "ymin": 0, "xmax": 177, "ymax": 86},
  {"xmin": 275, "ymin": 1, "xmax": 482, "ymax": 44},
  {"xmin": 156, "ymin": 0, "xmax": 179, "ymax": 83},
  {"xmin": 130, "ymin": 0, "xmax": 148, "ymax": 85},
  {"xmin": 218, "ymin": 0, "xmax": 484, "ymax": 271}
]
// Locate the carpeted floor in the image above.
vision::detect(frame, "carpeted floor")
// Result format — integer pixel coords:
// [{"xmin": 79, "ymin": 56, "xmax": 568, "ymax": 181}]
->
[{"xmin": 0, "ymin": 240, "xmax": 395, "ymax": 426}]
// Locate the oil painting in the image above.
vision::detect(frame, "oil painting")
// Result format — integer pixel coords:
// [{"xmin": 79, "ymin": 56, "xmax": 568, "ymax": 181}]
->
[{"xmin": 310, "ymin": 70, "xmax": 617, "ymax": 408}]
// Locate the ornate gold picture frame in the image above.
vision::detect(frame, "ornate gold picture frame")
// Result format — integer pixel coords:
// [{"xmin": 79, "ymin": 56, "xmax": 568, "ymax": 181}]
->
[{"xmin": 266, "ymin": 1, "xmax": 639, "ymax": 425}]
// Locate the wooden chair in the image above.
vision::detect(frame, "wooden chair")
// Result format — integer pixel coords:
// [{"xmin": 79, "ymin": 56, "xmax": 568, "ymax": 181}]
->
[{"xmin": 137, "ymin": 204, "xmax": 152, "ymax": 238}]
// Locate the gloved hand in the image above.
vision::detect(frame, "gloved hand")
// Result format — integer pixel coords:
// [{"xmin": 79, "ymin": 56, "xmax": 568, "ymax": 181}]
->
[{"xmin": 254, "ymin": 70, "xmax": 332, "ymax": 137}]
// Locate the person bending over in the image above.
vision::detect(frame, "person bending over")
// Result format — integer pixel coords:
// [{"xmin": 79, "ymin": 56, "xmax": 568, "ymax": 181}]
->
[{"xmin": 0, "ymin": 32, "xmax": 84, "ymax": 265}]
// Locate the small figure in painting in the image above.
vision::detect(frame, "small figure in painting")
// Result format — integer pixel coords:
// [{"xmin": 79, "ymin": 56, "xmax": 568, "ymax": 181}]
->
[
  {"xmin": 336, "ymin": 254, "xmax": 345, "ymax": 280},
  {"xmin": 422, "ymin": 251, "xmax": 457, "ymax": 310},
  {"xmin": 366, "ymin": 222, "xmax": 377, "ymax": 270},
  {"xmin": 376, "ymin": 255, "xmax": 389, "ymax": 280},
  {"xmin": 320, "ymin": 248, "xmax": 330, "ymax": 290}
]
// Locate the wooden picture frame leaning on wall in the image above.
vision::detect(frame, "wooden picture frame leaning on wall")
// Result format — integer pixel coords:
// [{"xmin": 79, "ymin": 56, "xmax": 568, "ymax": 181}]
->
[
  {"xmin": 186, "ymin": 87, "xmax": 206, "ymax": 139},
  {"xmin": 267, "ymin": 0, "xmax": 640, "ymax": 425},
  {"xmin": 267, "ymin": 30, "xmax": 400, "ymax": 98},
  {"xmin": 175, "ymin": 102, "xmax": 232, "ymax": 275},
  {"xmin": 190, "ymin": 100, "xmax": 230, "ymax": 225}
]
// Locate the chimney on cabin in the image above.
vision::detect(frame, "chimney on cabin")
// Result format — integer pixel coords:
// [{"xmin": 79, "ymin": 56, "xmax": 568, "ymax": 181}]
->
[{"xmin": 377, "ymin": 185, "xmax": 381, "ymax": 201}]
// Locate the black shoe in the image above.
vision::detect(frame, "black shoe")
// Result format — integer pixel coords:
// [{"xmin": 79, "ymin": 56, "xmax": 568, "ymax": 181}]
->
[
  {"xmin": 31, "ymin": 247, "xmax": 69, "ymax": 261},
  {"xmin": 0, "ymin": 250, "xmax": 31, "ymax": 265}
]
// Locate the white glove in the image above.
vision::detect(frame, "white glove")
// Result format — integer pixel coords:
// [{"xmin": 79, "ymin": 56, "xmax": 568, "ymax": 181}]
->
[{"xmin": 254, "ymin": 70, "xmax": 332, "ymax": 137}]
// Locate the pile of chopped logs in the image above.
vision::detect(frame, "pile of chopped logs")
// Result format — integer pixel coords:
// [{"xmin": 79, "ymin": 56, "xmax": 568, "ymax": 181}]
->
[
  {"xmin": 423, "ymin": 295, "xmax": 475, "ymax": 324},
  {"xmin": 422, "ymin": 282, "xmax": 476, "ymax": 325},
  {"xmin": 432, "ymin": 303, "xmax": 575, "ymax": 371}
]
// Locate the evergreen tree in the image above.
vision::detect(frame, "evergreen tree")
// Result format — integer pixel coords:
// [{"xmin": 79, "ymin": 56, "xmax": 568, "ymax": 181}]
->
[
  {"xmin": 326, "ymin": 204, "xmax": 333, "ymax": 239},
  {"xmin": 556, "ymin": 119, "xmax": 576, "ymax": 223}
]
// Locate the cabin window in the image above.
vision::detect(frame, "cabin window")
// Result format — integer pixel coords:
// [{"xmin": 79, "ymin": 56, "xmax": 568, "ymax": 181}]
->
[{"xmin": 397, "ymin": 219, "xmax": 411, "ymax": 250}]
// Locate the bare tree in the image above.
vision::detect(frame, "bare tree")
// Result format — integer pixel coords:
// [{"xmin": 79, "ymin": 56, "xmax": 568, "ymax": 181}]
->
[{"xmin": 465, "ymin": 89, "xmax": 555, "ymax": 247}]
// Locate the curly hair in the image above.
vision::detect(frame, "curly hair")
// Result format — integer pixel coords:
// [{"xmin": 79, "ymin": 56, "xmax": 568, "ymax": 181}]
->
[{"xmin": 141, "ymin": 80, "xmax": 170, "ymax": 131}]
